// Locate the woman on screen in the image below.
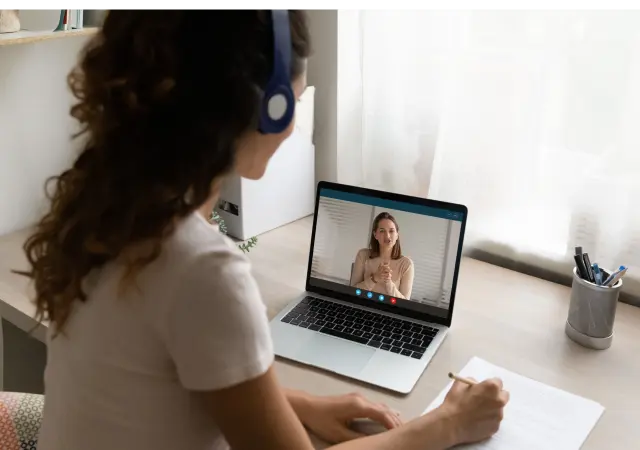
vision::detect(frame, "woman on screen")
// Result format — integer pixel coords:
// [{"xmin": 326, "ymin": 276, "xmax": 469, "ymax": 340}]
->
[{"xmin": 351, "ymin": 212, "xmax": 415, "ymax": 299}]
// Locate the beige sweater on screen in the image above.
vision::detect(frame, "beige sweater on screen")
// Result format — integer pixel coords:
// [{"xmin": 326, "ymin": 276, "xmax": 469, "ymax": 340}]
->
[{"xmin": 350, "ymin": 248, "xmax": 414, "ymax": 299}]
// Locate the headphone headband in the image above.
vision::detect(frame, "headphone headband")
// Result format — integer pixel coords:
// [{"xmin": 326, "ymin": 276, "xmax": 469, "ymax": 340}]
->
[{"xmin": 258, "ymin": 10, "xmax": 295, "ymax": 134}]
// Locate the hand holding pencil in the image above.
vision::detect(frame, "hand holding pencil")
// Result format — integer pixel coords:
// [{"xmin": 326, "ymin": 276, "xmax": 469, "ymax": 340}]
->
[{"xmin": 437, "ymin": 372, "xmax": 510, "ymax": 446}]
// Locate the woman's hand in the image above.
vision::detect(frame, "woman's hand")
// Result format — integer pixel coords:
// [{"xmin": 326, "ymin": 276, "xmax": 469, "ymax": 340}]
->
[
  {"xmin": 291, "ymin": 391, "xmax": 402, "ymax": 444},
  {"xmin": 437, "ymin": 378, "xmax": 510, "ymax": 446},
  {"xmin": 374, "ymin": 263, "xmax": 392, "ymax": 284}
]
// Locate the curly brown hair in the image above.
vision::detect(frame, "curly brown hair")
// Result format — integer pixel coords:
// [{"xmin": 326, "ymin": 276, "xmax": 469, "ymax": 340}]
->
[{"xmin": 22, "ymin": 11, "xmax": 311, "ymax": 335}]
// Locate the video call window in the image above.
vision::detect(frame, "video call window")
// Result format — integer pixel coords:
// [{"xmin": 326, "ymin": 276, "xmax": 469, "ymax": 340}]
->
[{"xmin": 310, "ymin": 189, "xmax": 463, "ymax": 313}]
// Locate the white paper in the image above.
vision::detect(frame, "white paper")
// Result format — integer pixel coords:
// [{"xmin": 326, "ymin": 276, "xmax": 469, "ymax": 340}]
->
[{"xmin": 423, "ymin": 357, "xmax": 605, "ymax": 450}]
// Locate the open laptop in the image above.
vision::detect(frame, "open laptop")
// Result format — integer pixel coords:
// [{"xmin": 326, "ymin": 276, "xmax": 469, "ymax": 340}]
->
[{"xmin": 269, "ymin": 181, "xmax": 467, "ymax": 394}]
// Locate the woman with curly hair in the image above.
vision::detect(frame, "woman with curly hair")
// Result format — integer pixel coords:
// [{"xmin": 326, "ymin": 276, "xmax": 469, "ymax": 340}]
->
[{"xmin": 27, "ymin": 10, "xmax": 507, "ymax": 450}]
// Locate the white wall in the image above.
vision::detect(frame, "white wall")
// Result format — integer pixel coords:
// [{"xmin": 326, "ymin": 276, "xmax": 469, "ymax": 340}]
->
[
  {"xmin": 307, "ymin": 10, "xmax": 338, "ymax": 184},
  {"xmin": 0, "ymin": 11, "xmax": 90, "ymax": 235},
  {"xmin": 307, "ymin": 10, "xmax": 365, "ymax": 188}
]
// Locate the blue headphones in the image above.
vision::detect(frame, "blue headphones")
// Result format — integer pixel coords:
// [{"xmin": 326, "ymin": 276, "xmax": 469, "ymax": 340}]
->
[{"xmin": 258, "ymin": 10, "xmax": 295, "ymax": 134}]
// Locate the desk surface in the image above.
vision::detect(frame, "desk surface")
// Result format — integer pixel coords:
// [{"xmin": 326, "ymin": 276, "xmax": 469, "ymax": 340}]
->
[{"xmin": 2, "ymin": 217, "xmax": 640, "ymax": 449}]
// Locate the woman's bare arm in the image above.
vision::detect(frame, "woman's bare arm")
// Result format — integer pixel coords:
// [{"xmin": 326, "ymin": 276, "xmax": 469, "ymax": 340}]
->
[
  {"xmin": 200, "ymin": 367, "xmax": 314, "ymax": 450},
  {"xmin": 328, "ymin": 409, "xmax": 455, "ymax": 450},
  {"xmin": 202, "ymin": 366, "xmax": 459, "ymax": 450}
]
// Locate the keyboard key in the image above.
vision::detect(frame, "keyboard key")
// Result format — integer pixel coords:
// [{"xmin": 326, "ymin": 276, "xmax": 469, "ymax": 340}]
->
[
  {"xmin": 373, "ymin": 334, "xmax": 383, "ymax": 342},
  {"xmin": 383, "ymin": 325, "xmax": 393, "ymax": 332},
  {"xmin": 401, "ymin": 336, "xmax": 413, "ymax": 343},
  {"xmin": 337, "ymin": 313, "xmax": 346, "ymax": 319},
  {"xmin": 402, "ymin": 330, "xmax": 413, "ymax": 336},
  {"xmin": 393, "ymin": 340, "xmax": 404, "ymax": 347},
  {"xmin": 362, "ymin": 332, "xmax": 373, "ymax": 340},
  {"xmin": 352, "ymin": 324, "xmax": 363, "ymax": 330},
  {"xmin": 401, "ymin": 349, "xmax": 413, "ymax": 356},
  {"xmin": 320, "ymin": 327, "xmax": 369, "ymax": 344},
  {"xmin": 353, "ymin": 330, "xmax": 364, "ymax": 337},
  {"xmin": 411, "ymin": 326, "xmax": 422, "ymax": 333},
  {"xmin": 372, "ymin": 316, "xmax": 383, "ymax": 323},
  {"xmin": 403, "ymin": 343, "xmax": 426, "ymax": 353},
  {"xmin": 309, "ymin": 324, "xmax": 321, "ymax": 331},
  {"xmin": 390, "ymin": 346, "xmax": 402, "ymax": 353},
  {"xmin": 382, "ymin": 337, "xmax": 394, "ymax": 344},
  {"xmin": 307, "ymin": 312, "xmax": 317, "ymax": 319},
  {"xmin": 291, "ymin": 319, "xmax": 301, "ymax": 326},
  {"xmin": 364, "ymin": 321, "xmax": 374, "ymax": 327},
  {"xmin": 393, "ymin": 327, "xmax": 403, "ymax": 335},
  {"xmin": 412, "ymin": 338, "xmax": 423, "ymax": 345},
  {"xmin": 381, "ymin": 331, "xmax": 392, "ymax": 338},
  {"xmin": 299, "ymin": 322, "xmax": 311, "ymax": 328},
  {"xmin": 315, "ymin": 320, "xmax": 327, "ymax": 327},
  {"xmin": 381, "ymin": 344, "xmax": 392, "ymax": 351},
  {"xmin": 334, "ymin": 319, "xmax": 345, "ymax": 325},
  {"xmin": 362, "ymin": 326, "xmax": 373, "ymax": 333},
  {"xmin": 411, "ymin": 352, "xmax": 423, "ymax": 359},
  {"xmin": 392, "ymin": 334, "xmax": 402, "ymax": 341},
  {"xmin": 373, "ymin": 322, "xmax": 384, "ymax": 330},
  {"xmin": 367, "ymin": 340, "xmax": 382, "ymax": 348},
  {"xmin": 382, "ymin": 319, "xmax": 392, "ymax": 325},
  {"xmin": 281, "ymin": 317, "xmax": 293, "ymax": 323},
  {"xmin": 324, "ymin": 322, "xmax": 335, "ymax": 329},
  {"xmin": 334, "ymin": 325, "xmax": 345, "ymax": 332},
  {"xmin": 310, "ymin": 306, "xmax": 319, "ymax": 312},
  {"xmin": 316, "ymin": 314, "xmax": 326, "ymax": 321},
  {"xmin": 401, "ymin": 323, "xmax": 412, "ymax": 330},
  {"xmin": 301, "ymin": 297, "xmax": 311, "ymax": 304},
  {"xmin": 354, "ymin": 318, "xmax": 364, "ymax": 324},
  {"xmin": 343, "ymin": 321, "xmax": 355, "ymax": 329},
  {"xmin": 344, "ymin": 328, "xmax": 355, "ymax": 335}
]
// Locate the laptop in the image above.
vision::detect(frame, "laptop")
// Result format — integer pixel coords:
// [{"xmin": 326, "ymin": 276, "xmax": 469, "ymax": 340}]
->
[{"xmin": 269, "ymin": 181, "xmax": 467, "ymax": 394}]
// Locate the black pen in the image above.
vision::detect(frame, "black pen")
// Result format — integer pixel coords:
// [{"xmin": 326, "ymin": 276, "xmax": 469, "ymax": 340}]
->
[
  {"xmin": 582, "ymin": 252, "xmax": 595, "ymax": 283},
  {"xmin": 574, "ymin": 246, "xmax": 589, "ymax": 280}
]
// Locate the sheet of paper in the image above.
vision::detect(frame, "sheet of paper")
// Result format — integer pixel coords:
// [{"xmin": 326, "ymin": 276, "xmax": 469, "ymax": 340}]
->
[{"xmin": 423, "ymin": 357, "xmax": 605, "ymax": 450}]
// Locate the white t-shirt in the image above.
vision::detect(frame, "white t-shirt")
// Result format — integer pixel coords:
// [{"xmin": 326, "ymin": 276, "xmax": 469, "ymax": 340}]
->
[{"xmin": 38, "ymin": 212, "xmax": 274, "ymax": 450}]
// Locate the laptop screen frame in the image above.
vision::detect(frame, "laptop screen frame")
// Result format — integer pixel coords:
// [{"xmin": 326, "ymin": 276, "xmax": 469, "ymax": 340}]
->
[{"xmin": 305, "ymin": 181, "xmax": 468, "ymax": 328}]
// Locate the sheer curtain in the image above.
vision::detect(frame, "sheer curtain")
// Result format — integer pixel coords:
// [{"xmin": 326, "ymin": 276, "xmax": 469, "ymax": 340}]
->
[{"xmin": 357, "ymin": 11, "xmax": 640, "ymax": 298}]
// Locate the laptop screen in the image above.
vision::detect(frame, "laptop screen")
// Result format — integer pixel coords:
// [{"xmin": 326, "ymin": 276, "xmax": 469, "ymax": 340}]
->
[{"xmin": 307, "ymin": 184, "xmax": 466, "ymax": 325}]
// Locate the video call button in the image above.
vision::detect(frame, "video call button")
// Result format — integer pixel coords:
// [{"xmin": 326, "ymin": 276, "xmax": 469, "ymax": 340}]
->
[
  {"xmin": 355, "ymin": 289, "xmax": 362, "ymax": 296},
  {"xmin": 378, "ymin": 294, "xmax": 384, "ymax": 302},
  {"xmin": 367, "ymin": 292, "xmax": 373, "ymax": 299},
  {"xmin": 391, "ymin": 298, "xmax": 397, "ymax": 305}
]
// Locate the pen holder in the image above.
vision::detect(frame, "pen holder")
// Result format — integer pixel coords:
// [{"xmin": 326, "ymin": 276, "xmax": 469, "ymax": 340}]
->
[{"xmin": 565, "ymin": 267, "xmax": 621, "ymax": 350}]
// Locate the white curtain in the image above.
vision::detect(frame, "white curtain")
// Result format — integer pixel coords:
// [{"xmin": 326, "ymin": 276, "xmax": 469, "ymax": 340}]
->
[{"xmin": 357, "ymin": 10, "xmax": 640, "ymax": 297}]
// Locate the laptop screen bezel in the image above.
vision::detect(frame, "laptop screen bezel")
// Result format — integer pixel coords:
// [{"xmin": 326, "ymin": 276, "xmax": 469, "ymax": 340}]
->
[{"xmin": 305, "ymin": 181, "xmax": 467, "ymax": 328}]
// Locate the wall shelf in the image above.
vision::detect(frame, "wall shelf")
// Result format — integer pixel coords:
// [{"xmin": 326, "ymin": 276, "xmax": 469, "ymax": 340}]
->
[{"xmin": 0, "ymin": 28, "xmax": 97, "ymax": 47}]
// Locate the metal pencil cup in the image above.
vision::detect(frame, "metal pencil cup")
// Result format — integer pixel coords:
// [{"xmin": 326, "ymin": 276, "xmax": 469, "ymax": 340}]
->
[{"xmin": 565, "ymin": 267, "xmax": 621, "ymax": 350}]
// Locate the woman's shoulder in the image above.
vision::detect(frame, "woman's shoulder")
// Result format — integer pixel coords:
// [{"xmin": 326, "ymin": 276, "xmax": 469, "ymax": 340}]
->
[
  {"xmin": 398, "ymin": 255, "xmax": 414, "ymax": 268},
  {"xmin": 356, "ymin": 248, "xmax": 371, "ymax": 259}
]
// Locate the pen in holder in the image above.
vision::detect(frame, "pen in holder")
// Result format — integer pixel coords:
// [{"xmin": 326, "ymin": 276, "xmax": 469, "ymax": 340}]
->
[{"xmin": 565, "ymin": 267, "xmax": 621, "ymax": 350}]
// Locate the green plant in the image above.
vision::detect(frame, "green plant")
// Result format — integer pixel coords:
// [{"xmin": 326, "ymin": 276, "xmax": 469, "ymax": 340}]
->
[{"xmin": 210, "ymin": 210, "xmax": 258, "ymax": 253}]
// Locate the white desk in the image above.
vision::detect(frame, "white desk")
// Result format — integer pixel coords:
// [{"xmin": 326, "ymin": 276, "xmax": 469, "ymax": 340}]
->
[{"xmin": 2, "ymin": 217, "xmax": 640, "ymax": 449}]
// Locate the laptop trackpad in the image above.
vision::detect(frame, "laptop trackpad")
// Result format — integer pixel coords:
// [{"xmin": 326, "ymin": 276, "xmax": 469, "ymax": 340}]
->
[{"xmin": 297, "ymin": 334, "xmax": 375, "ymax": 375}]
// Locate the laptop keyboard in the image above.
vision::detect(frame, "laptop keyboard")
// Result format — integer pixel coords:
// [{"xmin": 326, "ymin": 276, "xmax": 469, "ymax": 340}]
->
[{"xmin": 280, "ymin": 296, "xmax": 439, "ymax": 360}]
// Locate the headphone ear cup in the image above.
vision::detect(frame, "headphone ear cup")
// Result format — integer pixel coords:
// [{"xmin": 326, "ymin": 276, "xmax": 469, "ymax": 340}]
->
[{"xmin": 259, "ymin": 82, "xmax": 295, "ymax": 134}]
